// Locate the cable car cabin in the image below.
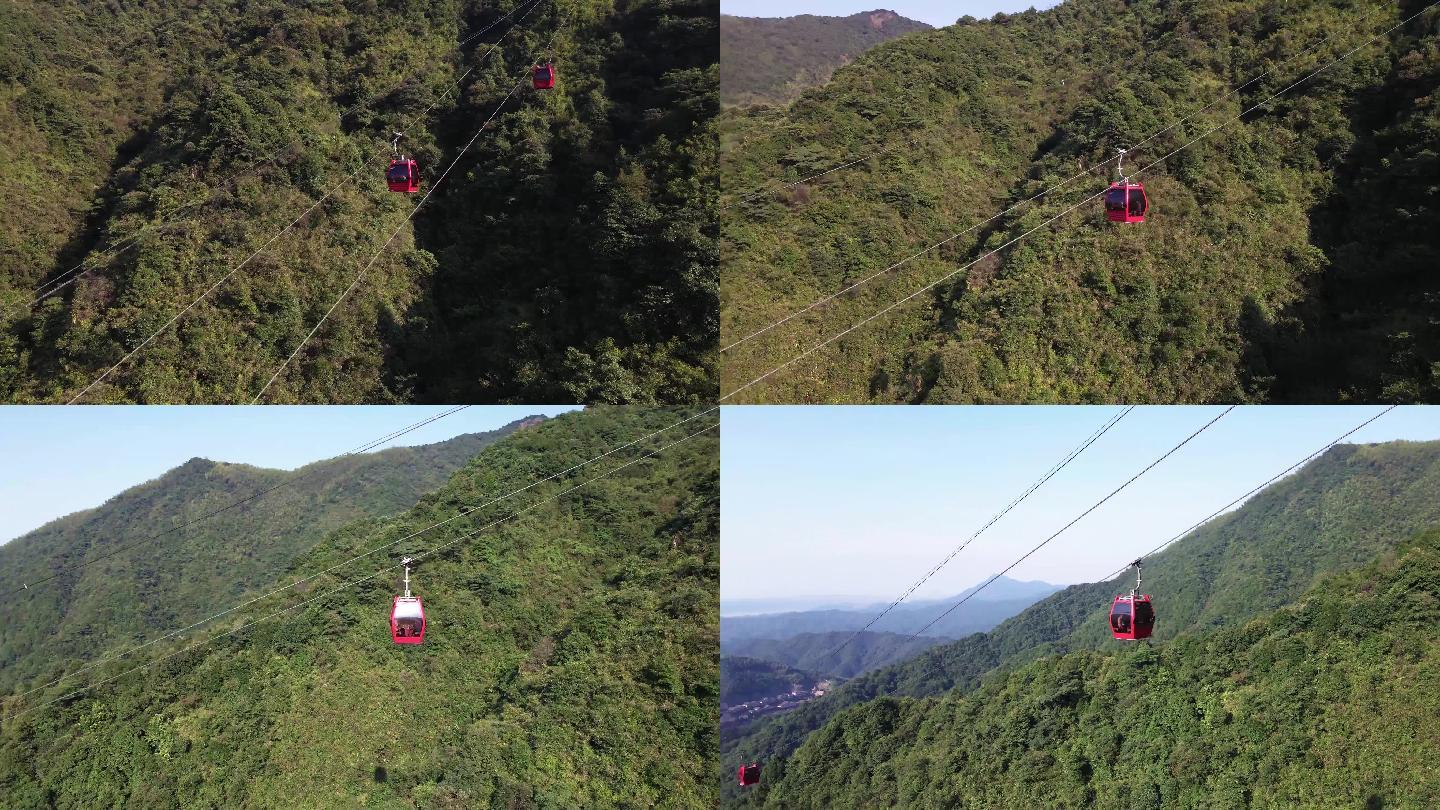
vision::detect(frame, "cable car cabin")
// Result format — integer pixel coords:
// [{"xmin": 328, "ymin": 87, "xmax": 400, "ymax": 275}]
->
[
  {"xmin": 386, "ymin": 159, "xmax": 421, "ymax": 193},
  {"xmin": 1109, "ymin": 593, "xmax": 1155, "ymax": 640},
  {"xmin": 1104, "ymin": 182, "xmax": 1148, "ymax": 223},
  {"xmin": 738, "ymin": 763, "xmax": 761, "ymax": 787},
  {"xmin": 532, "ymin": 63, "xmax": 555, "ymax": 90},
  {"xmin": 391, "ymin": 595, "xmax": 425, "ymax": 644}
]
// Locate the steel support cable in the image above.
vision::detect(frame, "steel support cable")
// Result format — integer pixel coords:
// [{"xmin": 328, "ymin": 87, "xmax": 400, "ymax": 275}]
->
[
  {"xmin": 18, "ymin": 0, "xmax": 547, "ymax": 312},
  {"xmin": 908, "ymin": 406, "xmax": 1235, "ymax": 638},
  {"xmin": 1, "ymin": 405, "xmax": 473, "ymax": 599},
  {"xmin": 58, "ymin": 6, "xmax": 535, "ymax": 407},
  {"xmin": 251, "ymin": 47, "xmax": 549, "ymax": 402},
  {"xmin": 1094, "ymin": 405, "xmax": 1398, "ymax": 585},
  {"xmin": 7, "ymin": 406, "xmax": 716, "ymax": 705},
  {"xmin": 718, "ymin": 3, "xmax": 1391, "ymax": 355},
  {"xmin": 817, "ymin": 405, "xmax": 1134, "ymax": 665},
  {"xmin": 5, "ymin": 419, "xmax": 719, "ymax": 723},
  {"xmin": 720, "ymin": 4, "xmax": 1437, "ymax": 403}
]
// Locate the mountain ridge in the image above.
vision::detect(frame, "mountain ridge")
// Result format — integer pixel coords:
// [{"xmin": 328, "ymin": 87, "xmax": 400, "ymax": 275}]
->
[
  {"xmin": 721, "ymin": 438, "xmax": 1440, "ymax": 803},
  {"xmin": 0, "ymin": 406, "xmax": 720, "ymax": 806},
  {"xmin": 720, "ymin": 9, "xmax": 931, "ymax": 106},
  {"xmin": 0, "ymin": 415, "xmax": 545, "ymax": 692}
]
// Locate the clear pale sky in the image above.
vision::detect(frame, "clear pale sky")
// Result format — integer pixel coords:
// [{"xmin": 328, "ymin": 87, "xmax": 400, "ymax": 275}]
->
[
  {"xmin": 0, "ymin": 406, "xmax": 581, "ymax": 545},
  {"xmin": 721, "ymin": 406, "xmax": 1440, "ymax": 600},
  {"xmin": 720, "ymin": 1, "xmax": 1062, "ymax": 27}
]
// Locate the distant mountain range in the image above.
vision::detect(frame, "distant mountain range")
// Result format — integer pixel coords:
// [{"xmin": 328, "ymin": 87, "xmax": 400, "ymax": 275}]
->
[
  {"xmin": 721, "ymin": 575, "xmax": 1062, "ymax": 642},
  {"xmin": 720, "ymin": 10, "xmax": 931, "ymax": 106}
]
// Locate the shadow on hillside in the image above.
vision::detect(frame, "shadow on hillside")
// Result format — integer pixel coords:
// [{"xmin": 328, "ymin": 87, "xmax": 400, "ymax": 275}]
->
[{"xmin": 1238, "ymin": 28, "xmax": 1439, "ymax": 404}]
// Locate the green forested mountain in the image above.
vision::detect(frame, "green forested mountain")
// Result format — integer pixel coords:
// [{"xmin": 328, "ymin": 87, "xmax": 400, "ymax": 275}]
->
[
  {"xmin": 0, "ymin": 406, "xmax": 718, "ymax": 807},
  {"xmin": 720, "ymin": 655, "xmax": 823, "ymax": 704},
  {"xmin": 720, "ymin": 10, "xmax": 930, "ymax": 106},
  {"xmin": 721, "ymin": 439, "xmax": 1440, "ymax": 803},
  {"xmin": 1, "ymin": 0, "xmax": 717, "ymax": 404},
  {"xmin": 0, "ymin": 416, "xmax": 541, "ymax": 695},
  {"xmin": 720, "ymin": 0, "xmax": 1440, "ymax": 404},
  {"xmin": 759, "ymin": 526, "xmax": 1440, "ymax": 807},
  {"xmin": 723, "ymin": 631, "xmax": 945, "ymax": 680}
]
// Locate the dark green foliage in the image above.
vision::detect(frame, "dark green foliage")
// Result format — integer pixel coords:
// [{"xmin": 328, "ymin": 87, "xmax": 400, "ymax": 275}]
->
[
  {"xmin": 0, "ymin": 0, "xmax": 717, "ymax": 404},
  {"xmin": 721, "ymin": 439, "xmax": 1440, "ymax": 803},
  {"xmin": 720, "ymin": 656, "xmax": 824, "ymax": 704},
  {"xmin": 721, "ymin": 0, "xmax": 1440, "ymax": 404},
  {"xmin": 759, "ymin": 527, "xmax": 1440, "ymax": 807},
  {"xmin": 723, "ymin": 632, "xmax": 945, "ymax": 680},
  {"xmin": 0, "ymin": 406, "xmax": 719, "ymax": 806},
  {"xmin": 720, "ymin": 11, "xmax": 931, "ymax": 107},
  {"xmin": 0, "ymin": 418, "xmax": 537, "ymax": 695}
]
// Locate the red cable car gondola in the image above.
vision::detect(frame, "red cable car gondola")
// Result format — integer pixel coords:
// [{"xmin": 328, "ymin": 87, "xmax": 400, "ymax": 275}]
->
[
  {"xmin": 391, "ymin": 556, "xmax": 425, "ymax": 644},
  {"xmin": 738, "ymin": 763, "xmax": 761, "ymax": 787},
  {"xmin": 532, "ymin": 62, "xmax": 556, "ymax": 90},
  {"xmin": 1104, "ymin": 149, "xmax": 1148, "ymax": 223},
  {"xmin": 386, "ymin": 158, "xmax": 421, "ymax": 193},
  {"xmin": 1110, "ymin": 558, "xmax": 1154, "ymax": 641}
]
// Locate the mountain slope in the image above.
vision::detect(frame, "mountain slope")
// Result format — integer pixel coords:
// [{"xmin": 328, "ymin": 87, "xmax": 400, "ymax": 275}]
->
[
  {"xmin": 761, "ymin": 526, "xmax": 1440, "ymax": 807},
  {"xmin": 720, "ymin": 10, "xmax": 931, "ymax": 106},
  {"xmin": 721, "ymin": 655, "xmax": 823, "ymax": 704},
  {"xmin": 721, "ymin": 439, "xmax": 1440, "ymax": 802},
  {"xmin": 724, "ymin": 631, "xmax": 945, "ymax": 680},
  {"xmin": 0, "ymin": 416, "xmax": 543, "ymax": 694},
  {"xmin": 1, "ymin": 0, "xmax": 718, "ymax": 404},
  {"xmin": 720, "ymin": 0, "xmax": 1440, "ymax": 403},
  {"xmin": 0, "ymin": 406, "xmax": 718, "ymax": 807}
]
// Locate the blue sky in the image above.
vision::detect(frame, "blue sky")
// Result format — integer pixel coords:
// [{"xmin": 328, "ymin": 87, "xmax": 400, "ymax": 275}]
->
[
  {"xmin": 0, "ymin": 406, "xmax": 580, "ymax": 544},
  {"xmin": 720, "ymin": 1, "xmax": 1061, "ymax": 27},
  {"xmin": 722, "ymin": 406, "xmax": 1440, "ymax": 599}
]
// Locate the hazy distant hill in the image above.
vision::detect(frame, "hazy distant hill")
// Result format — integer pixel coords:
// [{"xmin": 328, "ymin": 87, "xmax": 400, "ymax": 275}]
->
[
  {"xmin": 721, "ymin": 10, "xmax": 931, "ymax": 106},
  {"xmin": 725, "ymin": 631, "xmax": 946, "ymax": 679},
  {"xmin": 0, "ymin": 416, "xmax": 544, "ymax": 693},
  {"xmin": 721, "ymin": 439, "xmax": 1440, "ymax": 803},
  {"xmin": 720, "ymin": 576, "xmax": 1062, "ymax": 642}
]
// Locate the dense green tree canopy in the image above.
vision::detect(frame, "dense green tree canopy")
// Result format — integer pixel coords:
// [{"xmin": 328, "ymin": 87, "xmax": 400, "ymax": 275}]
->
[
  {"xmin": 720, "ymin": 10, "xmax": 931, "ymax": 106},
  {"xmin": 1, "ymin": 0, "xmax": 718, "ymax": 403},
  {"xmin": 0, "ymin": 406, "xmax": 719, "ymax": 807},
  {"xmin": 720, "ymin": 0, "xmax": 1439, "ymax": 404}
]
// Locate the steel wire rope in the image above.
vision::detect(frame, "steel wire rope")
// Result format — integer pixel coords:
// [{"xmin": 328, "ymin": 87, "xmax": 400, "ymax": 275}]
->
[
  {"xmin": 815, "ymin": 405, "xmax": 1134, "ymax": 666},
  {"xmin": 251, "ymin": 42, "xmax": 554, "ymax": 402},
  {"xmin": 1, "ymin": 405, "xmax": 472, "ymax": 599},
  {"xmin": 907, "ymin": 406, "xmax": 1235, "ymax": 638},
  {"xmin": 6, "ymin": 406, "xmax": 716, "ymax": 706},
  {"xmin": 719, "ymin": 2, "xmax": 1391, "ymax": 355},
  {"xmin": 17, "ymin": 0, "xmax": 547, "ymax": 312},
  {"xmin": 720, "ymin": 4, "xmax": 1438, "ymax": 403},
  {"xmin": 4, "ymin": 418, "xmax": 720, "ymax": 722},
  {"xmin": 1093, "ymin": 405, "xmax": 1398, "ymax": 585},
  {"xmin": 60, "ymin": 3, "xmax": 547, "ymax": 405}
]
